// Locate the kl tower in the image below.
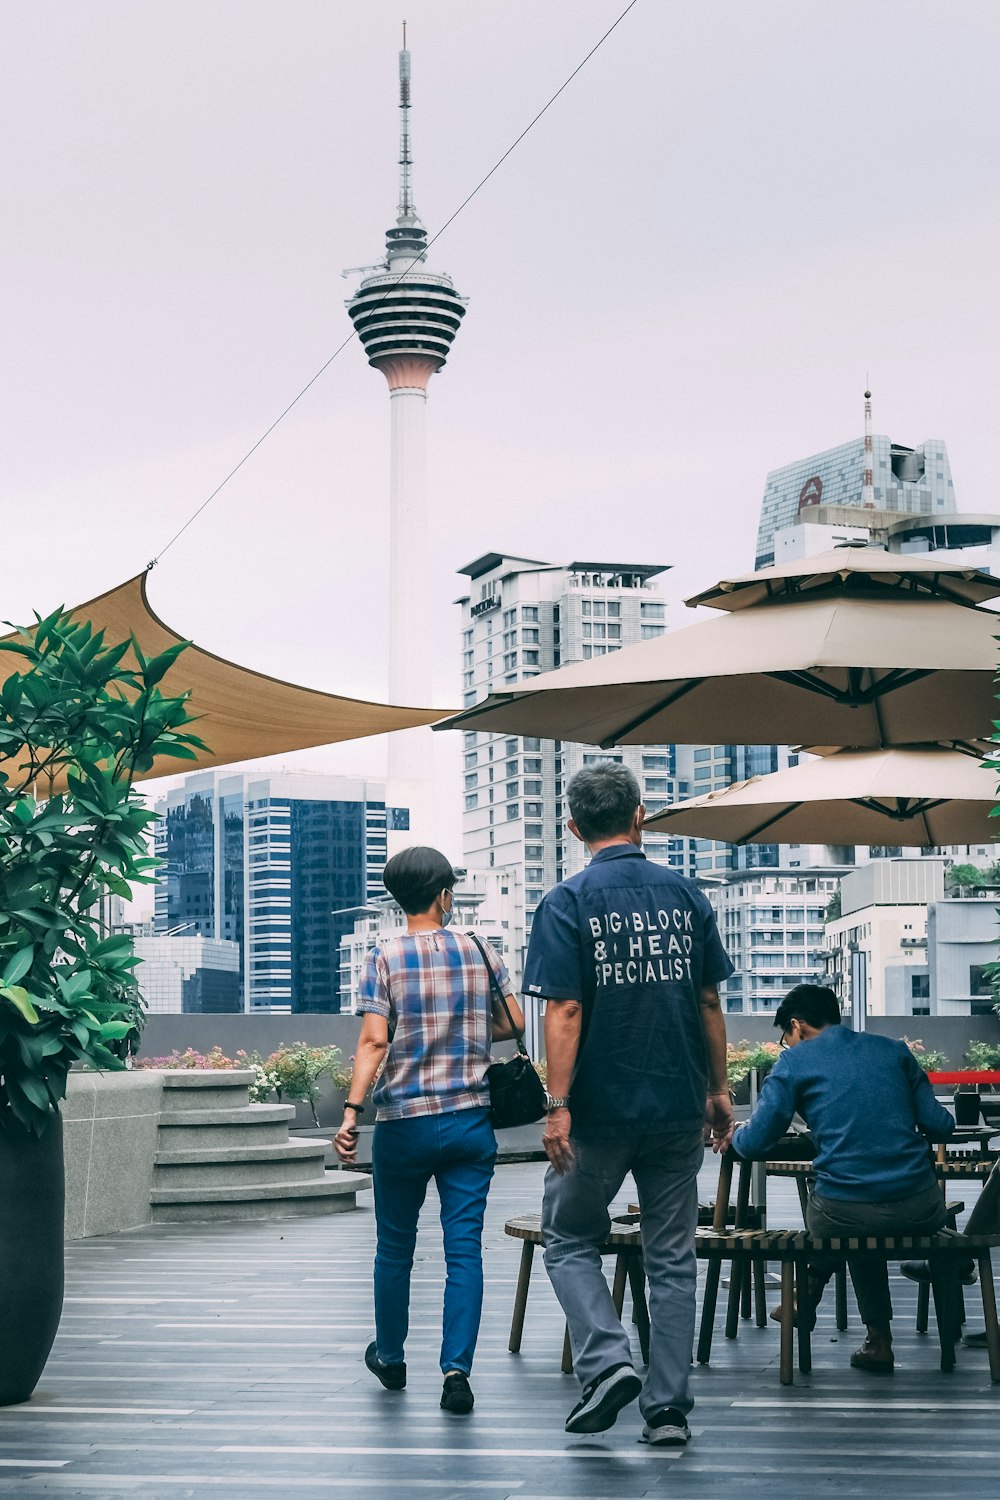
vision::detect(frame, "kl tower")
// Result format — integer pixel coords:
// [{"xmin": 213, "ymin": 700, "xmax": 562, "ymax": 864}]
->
[{"xmin": 346, "ymin": 31, "xmax": 467, "ymax": 846}]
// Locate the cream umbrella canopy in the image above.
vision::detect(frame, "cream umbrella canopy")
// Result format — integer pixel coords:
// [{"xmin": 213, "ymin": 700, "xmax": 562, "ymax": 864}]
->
[
  {"xmin": 1, "ymin": 572, "xmax": 454, "ymax": 783},
  {"xmin": 643, "ymin": 746, "xmax": 1000, "ymax": 849},
  {"xmin": 437, "ymin": 551, "xmax": 1000, "ymax": 749}
]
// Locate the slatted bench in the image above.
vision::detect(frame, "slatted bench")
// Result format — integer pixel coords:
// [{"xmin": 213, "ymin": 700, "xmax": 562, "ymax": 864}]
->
[
  {"xmin": 695, "ymin": 1225, "xmax": 1000, "ymax": 1385},
  {"xmin": 504, "ymin": 1213, "xmax": 649, "ymax": 1373}
]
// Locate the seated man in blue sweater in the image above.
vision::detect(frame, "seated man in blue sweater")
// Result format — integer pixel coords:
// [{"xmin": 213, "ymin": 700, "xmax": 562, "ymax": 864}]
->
[{"xmin": 732, "ymin": 983, "xmax": 955, "ymax": 1374}]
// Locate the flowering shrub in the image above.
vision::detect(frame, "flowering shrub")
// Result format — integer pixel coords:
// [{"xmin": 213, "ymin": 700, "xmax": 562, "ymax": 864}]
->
[
  {"xmin": 136, "ymin": 1046, "xmax": 237, "ymax": 1071},
  {"xmin": 965, "ymin": 1041, "xmax": 1000, "ymax": 1072},
  {"xmin": 269, "ymin": 1044, "xmax": 350, "ymax": 1127},
  {"xmin": 903, "ymin": 1037, "xmax": 949, "ymax": 1074},
  {"xmin": 726, "ymin": 1040, "xmax": 780, "ymax": 1086}
]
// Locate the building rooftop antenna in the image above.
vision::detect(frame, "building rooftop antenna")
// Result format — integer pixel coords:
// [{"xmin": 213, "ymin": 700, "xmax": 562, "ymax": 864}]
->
[
  {"xmin": 398, "ymin": 22, "xmax": 414, "ymax": 221},
  {"xmin": 862, "ymin": 383, "xmax": 876, "ymax": 509}
]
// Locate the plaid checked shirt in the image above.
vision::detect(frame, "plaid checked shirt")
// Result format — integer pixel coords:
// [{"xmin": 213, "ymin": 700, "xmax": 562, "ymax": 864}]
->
[{"xmin": 356, "ymin": 929, "xmax": 512, "ymax": 1121}]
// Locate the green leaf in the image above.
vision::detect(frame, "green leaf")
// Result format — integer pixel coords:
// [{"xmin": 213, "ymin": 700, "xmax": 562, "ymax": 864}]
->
[
  {"xmin": 1, "ymin": 945, "xmax": 34, "ymax": 986},
  {"xmin": 0, "ymin": 984, "xmax": 39, "ymax": 1024}
]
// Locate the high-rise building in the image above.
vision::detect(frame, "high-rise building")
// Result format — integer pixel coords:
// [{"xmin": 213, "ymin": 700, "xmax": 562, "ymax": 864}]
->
[
  {"xmin": 346, "ymin": 36, "xmax": 466, "ymax": 843},
  {"xmin": 755, "ymin": 432, "xmax": 956, "ymax": 568},
  {"xmin": 456, "ymin": 554, "xmax": 695, "ymax": 981},
  {"xmin": 133, "ymin": 934, "xmax": 241, "ymax": 1015},
  {"xmin": 710, "ymin": 871, "xmax": 841, "ymax": 1015},
  {"xmin": 154, "ymin": 771, "xmax": 404, "ymax": 1014}
]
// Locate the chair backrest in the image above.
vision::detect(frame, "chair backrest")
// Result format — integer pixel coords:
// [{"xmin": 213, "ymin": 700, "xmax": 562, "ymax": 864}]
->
[{"xmin": 966, "ymin": 1159, "xmax": 1000, "ymax": 1235}]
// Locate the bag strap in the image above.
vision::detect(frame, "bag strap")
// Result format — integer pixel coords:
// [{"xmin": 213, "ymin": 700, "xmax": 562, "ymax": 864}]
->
[{"xmin": 466, "ymin": 931, "xmax": 529, "ymax": 1057}]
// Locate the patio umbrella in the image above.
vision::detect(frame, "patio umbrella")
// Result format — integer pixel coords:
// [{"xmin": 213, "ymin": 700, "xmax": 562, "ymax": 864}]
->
[
  {"xmin": 437, "ymin": 551, "xmax": 1000, "ymax": 749},
  {"xmin": 643, "ymin": 746, "xmax": 1000, "ymax": 848}
]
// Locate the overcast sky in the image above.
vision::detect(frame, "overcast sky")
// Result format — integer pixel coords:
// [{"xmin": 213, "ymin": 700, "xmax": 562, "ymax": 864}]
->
[{"xmin": 4, "ymin": 0, "xmax": 999, "ymax": 861}]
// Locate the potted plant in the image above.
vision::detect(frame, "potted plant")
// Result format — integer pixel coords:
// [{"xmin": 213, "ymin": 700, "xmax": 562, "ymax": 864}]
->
[{"xmin": 0, "ymin": 608, "xmax": 200, "ymax": 1405}]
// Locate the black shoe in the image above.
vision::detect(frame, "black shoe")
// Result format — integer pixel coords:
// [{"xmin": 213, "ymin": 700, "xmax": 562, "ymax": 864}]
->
[
  {"xmin": 900, "ymin": 1259, "xmax": 977, "ymax": 1287},
  {"xmin": 565, "ymin": 1363, "xmax": 642, "ymax": 1435},
  {"xmin": 441, "ymin": 1371, "xmax": 474, "ymax": 1414},
  {"xmin": 642, "ymin": 1407, "xmax": 691, "ymax": 1446},
  {"xmin": 365, "ymin": 1340, "xmax": 406, "ymax": 1390},
  {"xmin": 962, "ymin": 1330, "xmax": 990, "ymax": 1349}
]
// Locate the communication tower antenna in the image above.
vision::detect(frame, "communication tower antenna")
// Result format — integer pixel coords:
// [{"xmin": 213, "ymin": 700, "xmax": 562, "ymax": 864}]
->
[
  {"xmin": 862, "ymin": 385, "xmax": 876, "ymax": 509},
  {"xmin": 399, "ymin": 24, "xmax": 414, "ymax": 219}
]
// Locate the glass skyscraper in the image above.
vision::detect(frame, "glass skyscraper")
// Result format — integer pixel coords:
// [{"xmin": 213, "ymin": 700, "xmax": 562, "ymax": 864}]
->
[
  {"xmin": 154, "ymin": 771, "xmax": 403, "ymax": 1013},
  {"xmin": 755, "ymin": 434, "xmax": 956, "ymax": 568}
]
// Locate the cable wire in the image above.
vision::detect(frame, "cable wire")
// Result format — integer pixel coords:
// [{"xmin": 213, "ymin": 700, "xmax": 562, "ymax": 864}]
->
[{"xmin": 148, "ymin": 0, "xmax": 640, "ymax": 569}]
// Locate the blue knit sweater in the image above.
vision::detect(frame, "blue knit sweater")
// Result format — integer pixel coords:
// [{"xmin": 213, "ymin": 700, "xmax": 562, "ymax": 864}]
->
[{"xmin": 732, "ymin": 1026, "xmax": 955, "ymax": 1202}]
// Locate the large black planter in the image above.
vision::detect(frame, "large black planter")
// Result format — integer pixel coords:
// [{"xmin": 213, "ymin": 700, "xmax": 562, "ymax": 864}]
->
[{"xmin": 0, "ymin": 1112, "xmax": 64, "ymax": 1406}]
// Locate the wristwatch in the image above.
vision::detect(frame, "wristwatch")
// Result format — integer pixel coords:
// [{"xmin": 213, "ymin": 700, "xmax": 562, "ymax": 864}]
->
[{"xmin": 545, "ymin": 1093, "xmax": 570, "ymax": 1112}]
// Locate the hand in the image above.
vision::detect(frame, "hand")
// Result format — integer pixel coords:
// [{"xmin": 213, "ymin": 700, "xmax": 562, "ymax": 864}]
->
[
  {"xmin": 542, "ymin": 1107, "xmax": 575, "ymax": 1174},
  {"xmin": 704, "ymin": 1091, "xmax": 735, "ymax": 1154},
  {"xmin": 333, "ymin": 1118, "xmax": 360, "ymax": 1163}
]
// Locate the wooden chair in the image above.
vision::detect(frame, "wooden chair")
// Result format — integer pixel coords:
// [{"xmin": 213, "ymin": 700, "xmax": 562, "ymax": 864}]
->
[{"xmin": 504, "ymin": 1213, "xmax": 649, "ymax": 1373}]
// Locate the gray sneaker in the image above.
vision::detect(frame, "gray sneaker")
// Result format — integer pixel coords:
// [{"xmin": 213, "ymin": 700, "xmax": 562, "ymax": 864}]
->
[
  {"xmin": 564, "ymin": 1363, "xmax": 642, "ymax": 1434},
  {"xmin": 642, "ymin": 1407, "xmax": 691, "ymax": 1446}
]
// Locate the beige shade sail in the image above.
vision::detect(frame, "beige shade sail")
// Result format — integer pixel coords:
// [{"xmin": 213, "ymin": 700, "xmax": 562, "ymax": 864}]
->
[
  {"xmin": 686, "ymin": 547, "xmax": 1000, "ymax": 612},
  {"xmin": 644, "ymin": 746, "xmax": 1000, "ymax": 848},
  {"xmin": 2, "ymin": 572, "xmax": 454, "ymax": 782},
  {"xmin": 437, "ymin": 593, "xmax": 1000, "ymax": 749}
]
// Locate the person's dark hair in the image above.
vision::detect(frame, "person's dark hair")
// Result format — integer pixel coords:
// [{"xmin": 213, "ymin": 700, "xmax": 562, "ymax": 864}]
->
[
  {"xmin": 567, "ymin": 762, "xmax": 641, "ymax": 842},
  {"xmin": 774, "ymin": 983, "xmax": 842, "ymax": 1033},
  {"xmin": 383, "ymin": 846, "xmax": 456, "ymax": 915}
]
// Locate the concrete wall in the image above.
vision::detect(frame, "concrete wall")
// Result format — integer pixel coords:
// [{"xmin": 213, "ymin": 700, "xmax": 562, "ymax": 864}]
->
[
  {"xmin": 63, "ymin": 1070, "xmax": 164, "ymax": 1240},
  {"xmin": 726, "ymin": 1013, "xmax": 1000, "ymax": 1067},
  {"xmin": 139, "ymin": 1013, "xmax": 363, "ymax": 1060}
]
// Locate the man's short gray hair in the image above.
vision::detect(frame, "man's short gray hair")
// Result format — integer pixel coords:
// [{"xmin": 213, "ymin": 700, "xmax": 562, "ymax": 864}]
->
[{"xmin": 567, "ymin": 762, "xmax": 641, "ymax": 842}]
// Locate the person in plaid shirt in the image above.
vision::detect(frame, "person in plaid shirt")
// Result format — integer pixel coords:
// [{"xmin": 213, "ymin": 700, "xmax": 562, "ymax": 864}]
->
[{"xmin": 334, "ymin": 846, "xmax": 524, "ymax": 1416}]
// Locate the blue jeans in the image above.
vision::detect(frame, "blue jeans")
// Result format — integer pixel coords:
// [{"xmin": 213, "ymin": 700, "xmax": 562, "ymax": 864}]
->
[
  {"xmin": 542, "ymin": 1128, "xmax": 703, "ymax": 1419},
  {"xmin": 371, "ymin": 1106, "xmax": 496, "ymax": 1375}
]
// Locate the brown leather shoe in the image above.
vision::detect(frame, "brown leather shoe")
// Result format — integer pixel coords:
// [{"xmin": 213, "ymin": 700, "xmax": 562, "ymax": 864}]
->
[{"xmin": 850, "ymin": 1341, "xmax": 894, "ymax": 1375}]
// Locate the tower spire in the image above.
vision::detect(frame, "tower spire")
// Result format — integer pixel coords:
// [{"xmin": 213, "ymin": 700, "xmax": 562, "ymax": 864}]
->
[
  {"xmin": 398, "ymin": 25, "xmax": 414, "ymax": 221},
  {"xmin": 862, "ymin": 385, "xmax": 875, "ymax": 508}
]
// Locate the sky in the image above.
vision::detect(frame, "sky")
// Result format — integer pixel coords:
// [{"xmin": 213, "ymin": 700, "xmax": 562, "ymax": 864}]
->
[{"xmin": 3, "ymin": 0, "xmax": 1000, "ymax": 870}]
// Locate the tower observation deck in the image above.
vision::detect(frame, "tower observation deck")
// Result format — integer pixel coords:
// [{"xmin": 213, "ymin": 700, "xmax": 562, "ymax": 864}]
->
[{"xmin": 346, "ymin": 44, "xmax": 466, "ymax": 391}]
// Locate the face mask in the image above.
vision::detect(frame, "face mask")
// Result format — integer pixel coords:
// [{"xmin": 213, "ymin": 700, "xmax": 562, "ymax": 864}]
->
[{"xmin": 440, "ymin": 892, "xmax": 454, "ymax": 927}]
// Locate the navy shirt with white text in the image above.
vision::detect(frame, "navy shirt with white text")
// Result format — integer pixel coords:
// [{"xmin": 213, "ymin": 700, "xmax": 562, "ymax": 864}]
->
[{"xmin": 521, "ymin": 845, "xmax": 734, "ymax": 1132}]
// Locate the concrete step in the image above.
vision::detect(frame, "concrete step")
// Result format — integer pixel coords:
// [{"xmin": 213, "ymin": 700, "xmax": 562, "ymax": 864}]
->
[
  {"xmin": 153, "ymin": 1140, "xmax": 327, "ymax": 1189},
  {"xmin": 157, "ymin": 1103, "xmax": 295, "ymax": 1150},
  {"xmin": 150, "ymin": 1172, "xmax": 370, "ymax": 1223},
  {"xmin": 157, "ymin": 1070, "xmax": 254, "ymax": 1112}
]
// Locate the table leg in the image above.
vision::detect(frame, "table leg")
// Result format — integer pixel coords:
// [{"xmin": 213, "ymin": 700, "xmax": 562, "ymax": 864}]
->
[
  {"xmin": 835, "ymin": 1262, "xmax": 848, "ymax": 1331},
  {"xmin": 753, "ymin": 1256, "xmax": 768, "ymax": 1328},
  {"xmin": 627, "ymin": 1257, "xmax": 650, "ymax": 1366},
  {"xmin": 796, "ymin": 1259, "xmax": 812, "ymax": 1374},
  {"xmin": 725, "ymin": 1248, "xmax": 744, "ymax": 1339},
  {"xmin": 916, "ymin": 1279, "xmax": 930, "ymax": 1335},
  {"xmin": 509, "ymin": 1240, "xmax": 534, "ymax": 1353},
  {"xmin": 611, "ymin": 1252, "xmax": 628, "ymax": 1319},
  {"xmin": 561, "ymin": 1324, "xmax": 574, "ymax": 1374},
  {"xmin": 779, "ymin": 1261, "xmax": 794, "ymax": 1386},
  {"xmin": 697, "ymin": 1256, "xmax": 722, "ymax": 1364},
  {"xmin": 929, "ymin": 1255, "xmax": 957, "ymax": 1372}
]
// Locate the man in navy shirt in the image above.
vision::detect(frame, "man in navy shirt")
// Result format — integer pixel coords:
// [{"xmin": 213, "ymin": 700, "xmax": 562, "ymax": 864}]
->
[
  {"xmin": 733, "ymin": 983, "xmax": 955, "ymax": 1374},
  {"xmin": 522, "ymin": 763, "xmax": 734, "ymax": 1445}
]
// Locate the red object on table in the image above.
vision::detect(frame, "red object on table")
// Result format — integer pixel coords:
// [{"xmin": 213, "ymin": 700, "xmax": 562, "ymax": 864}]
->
[{"xmin": 926, "ymin": 1072, "xmax": 1000, "ymax": 1085}]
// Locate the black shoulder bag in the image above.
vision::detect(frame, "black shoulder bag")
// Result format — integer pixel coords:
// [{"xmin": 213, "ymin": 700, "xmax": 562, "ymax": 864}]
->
[{"xmin": 467, "ymin": 932, "xmax": 546, "ymax": 1129}]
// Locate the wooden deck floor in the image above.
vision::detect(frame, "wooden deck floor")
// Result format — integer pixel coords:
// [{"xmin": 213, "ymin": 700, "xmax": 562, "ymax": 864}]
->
[{"xmin": 1, "ymin": 1159, "xmax": 997, "ymax": 1498}]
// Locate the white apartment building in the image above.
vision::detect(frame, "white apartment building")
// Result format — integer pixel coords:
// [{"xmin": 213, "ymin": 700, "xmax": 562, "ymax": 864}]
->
[
  {"xmin": 825, "ymin": 862, "xmax": 999, "ymax": 1020},
  {"xmin": 709, "ymin": 872, "xmax": 838, "ymax": 1015},
  {"xmin": 456, "ymin": 554, "xmax": 695, "ymax": 982}
]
